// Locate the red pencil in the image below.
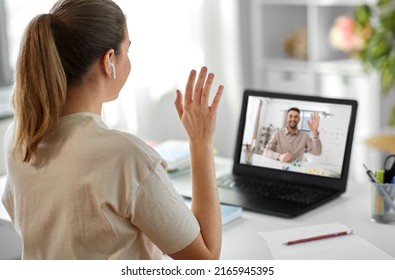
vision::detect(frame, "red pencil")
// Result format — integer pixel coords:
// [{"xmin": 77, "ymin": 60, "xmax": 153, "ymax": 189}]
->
[{"xmin": 283, "ymin": 230, "xmax": 354, "ymax": 246}]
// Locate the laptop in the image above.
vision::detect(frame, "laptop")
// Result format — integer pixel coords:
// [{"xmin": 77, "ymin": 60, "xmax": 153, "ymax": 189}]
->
[{"xmin": 178, "ymin": 90, "xmax": 358, "ymax": 218}]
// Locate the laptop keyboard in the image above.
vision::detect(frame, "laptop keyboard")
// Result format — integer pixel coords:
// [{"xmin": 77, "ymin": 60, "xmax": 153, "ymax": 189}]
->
[{"xmin": 217, "ymin": 174, "xmax": 333, "ymax": 205}]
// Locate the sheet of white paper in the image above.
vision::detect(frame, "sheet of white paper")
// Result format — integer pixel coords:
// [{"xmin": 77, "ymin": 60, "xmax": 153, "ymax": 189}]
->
[{"xmin": 258, "ymin": 223, "xmax": 393, "ymax": 260}]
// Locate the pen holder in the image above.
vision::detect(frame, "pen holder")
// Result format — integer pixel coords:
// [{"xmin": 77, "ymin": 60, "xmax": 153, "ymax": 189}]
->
[{"xmin": 371, "ymin": 183, "xmax": 395, "ymax": 224}]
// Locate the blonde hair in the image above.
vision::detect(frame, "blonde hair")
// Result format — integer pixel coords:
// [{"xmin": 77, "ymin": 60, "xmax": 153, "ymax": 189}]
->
[
  {"xmin": 12, "ymin": 0, "xmax": 126, "ymax": 162},
  {"xmin": 12, "ymin": 15, "xmax": 66, "ymax": 162}
]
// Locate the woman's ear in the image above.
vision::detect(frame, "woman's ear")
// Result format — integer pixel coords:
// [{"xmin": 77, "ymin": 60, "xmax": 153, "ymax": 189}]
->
[{"xmin": 102, "ymin": 49, "xmax": 116, "ymax": 79}]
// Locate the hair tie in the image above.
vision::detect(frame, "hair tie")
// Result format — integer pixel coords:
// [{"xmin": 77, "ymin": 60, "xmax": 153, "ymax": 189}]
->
[{"xmin": 46, "ymin": 13, "xmax": 57, "ymax": 26}]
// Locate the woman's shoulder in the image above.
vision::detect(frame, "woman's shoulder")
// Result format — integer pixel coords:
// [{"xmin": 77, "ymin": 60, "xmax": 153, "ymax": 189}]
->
[
  {"xmin": 60, "ymin": 113, "xmax": 164, "ymax": 168},
  {"xmin": 105, "ymin": 129, "xmax": 164, "ymax": 167},
  {"xmin": 110, "ymin": 129, "xmax": 156, "ymax": 153}
]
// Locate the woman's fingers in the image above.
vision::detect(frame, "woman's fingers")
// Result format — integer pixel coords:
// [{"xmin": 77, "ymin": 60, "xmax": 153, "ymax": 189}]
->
[
  {"xmin": 194, "ymin": 67, "xmax": 208, "ymax": 104},
  {"xmin": 184, "ymin": 69, "xmax": 197, "ymax": 104},
  {"xmin": 176, "ymin": 67, "xmax": 223, "ymax": 115},
  {"xmin": 209, "ymin": 85, "xmax": 224, "ymax": 113},
  {"xmin": 183, "ymin": 67, "xmax": 217, "ymax": 106},
  {"xmin": 201, "ymin": 72, "xmax": 214, "ymax": 106},
  {"xmin": 175, "ymin": 67, "xmax": 224, "ymax": 142},
  {"xmin": 174, "ymin": 90, "xmax": 184, "ymax": 119}
]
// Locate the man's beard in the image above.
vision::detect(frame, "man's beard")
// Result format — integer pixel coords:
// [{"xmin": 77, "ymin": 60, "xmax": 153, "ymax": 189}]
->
[{"xmin": 288, "ymin": 122, "xmax": 297, "ymax": 130}]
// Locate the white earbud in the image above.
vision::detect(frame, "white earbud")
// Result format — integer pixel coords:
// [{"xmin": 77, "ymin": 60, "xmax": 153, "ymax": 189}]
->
[{"xmin": 109, "ymin": 62, "xmax": 116, "ymax": 79}]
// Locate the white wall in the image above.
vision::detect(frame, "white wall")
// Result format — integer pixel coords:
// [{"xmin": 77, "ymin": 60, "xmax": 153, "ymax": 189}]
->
[{"xmin": 3, "ymin": 0, "xmax": 243, "ymax": 160}]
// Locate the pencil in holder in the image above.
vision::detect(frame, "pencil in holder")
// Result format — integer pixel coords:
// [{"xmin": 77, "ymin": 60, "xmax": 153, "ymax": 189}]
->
[{"xmin": 371, "ymin": 183, "xmax": 395, "ymax": 223}]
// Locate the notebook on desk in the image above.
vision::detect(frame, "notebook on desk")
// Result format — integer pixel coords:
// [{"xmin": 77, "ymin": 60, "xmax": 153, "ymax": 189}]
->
[{"xmin": 177, "ymin": 90, "xmax": 358, "ymax": 218}]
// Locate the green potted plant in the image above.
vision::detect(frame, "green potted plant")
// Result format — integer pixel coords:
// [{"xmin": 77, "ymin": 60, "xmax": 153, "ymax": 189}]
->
[
  {"xmin": 354, "ymin": 0, "xmax": 395, "ymax": 93},
  {"xmin": 354, "ymin": 0, "xmax": 395, "ymax": 149}
]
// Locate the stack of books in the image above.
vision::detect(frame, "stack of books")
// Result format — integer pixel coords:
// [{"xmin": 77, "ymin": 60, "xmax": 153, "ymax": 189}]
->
[
  {"xmin": 154, "ymin": 140, "xmax": 191, "ymax": 177},
  {"xmin": 184, "ymin": 199, "xmax": 242, "ymax": 226},
  {"xmin": 219, "ymin": 204, "xmax": 243, "ymax": 226}
]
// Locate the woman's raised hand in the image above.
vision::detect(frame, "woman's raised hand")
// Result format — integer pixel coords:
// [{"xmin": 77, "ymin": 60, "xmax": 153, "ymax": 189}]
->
[{"xmin": 175, "ymin": 67, "xmax": 224, "ymax": 144}]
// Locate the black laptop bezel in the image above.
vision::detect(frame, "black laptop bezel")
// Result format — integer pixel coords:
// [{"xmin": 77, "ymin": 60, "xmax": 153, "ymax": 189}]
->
[{"xmin": 232, "ymin": 90, "xmax": 358, "ymax": 192}]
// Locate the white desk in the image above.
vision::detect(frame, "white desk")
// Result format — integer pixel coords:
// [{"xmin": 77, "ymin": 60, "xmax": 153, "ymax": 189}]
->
[
  {"xmin": 0, "ymin": 176, "xmax": 23, "ymax": 259},
  {"xmin": 171, "ymin": 157, "xmax": 395, "ymax": 260},
  {"xmin": 0, "ymin": 176, "xmax": 10, "ymax": 221}
]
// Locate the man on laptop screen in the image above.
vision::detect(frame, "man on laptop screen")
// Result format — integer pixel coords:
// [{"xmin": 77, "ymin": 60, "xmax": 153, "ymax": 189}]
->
[
  {"xmin": 239, "ymin": 95, "xmax": 353, "ymax": 179},
  {"xmin": 263, "ymin": 107, "xmax": 322, "ymax": 163}
]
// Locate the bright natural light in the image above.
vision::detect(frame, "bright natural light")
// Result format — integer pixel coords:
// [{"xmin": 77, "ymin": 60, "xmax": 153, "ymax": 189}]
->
[
  {"xmin": 5, "ymin": 0, "xmax": 205, "ymax": 132},
  {"xmin": 5, "ymin": 0, "xmax": 204, "ymax": 95},
  {"xmin": 3, "ymin": 0, "xmax": 242, "ymax": 158}
]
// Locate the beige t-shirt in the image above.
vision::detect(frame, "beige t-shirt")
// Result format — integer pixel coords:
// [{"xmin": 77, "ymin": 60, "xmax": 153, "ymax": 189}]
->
[{"xmin": 2, "ymin": 113, "xmax": 200, "ymax": 259}]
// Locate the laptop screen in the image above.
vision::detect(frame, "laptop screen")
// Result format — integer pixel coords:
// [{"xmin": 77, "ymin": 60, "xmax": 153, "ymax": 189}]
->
[{"xmin": 234, "ymin": 90, "xmax": 357, "ymax": 183}]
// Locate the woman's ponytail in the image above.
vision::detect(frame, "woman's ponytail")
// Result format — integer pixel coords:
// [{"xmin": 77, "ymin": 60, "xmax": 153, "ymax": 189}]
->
[{"xmin": 12, "ymin": 14, "xmax": 67, "ymax": 162}]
